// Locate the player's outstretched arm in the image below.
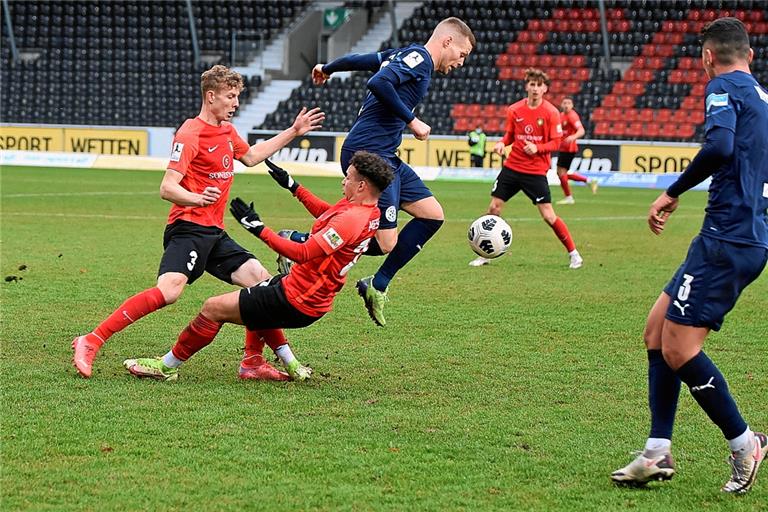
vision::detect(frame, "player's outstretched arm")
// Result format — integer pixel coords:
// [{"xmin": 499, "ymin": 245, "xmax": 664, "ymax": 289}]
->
[
  {"xmin": 264, "ymin": 160, "xmax": 331, "ymax": 218},
  {"xmin": 239, "ymin": 107, "xmax": 325, "ymax": 167},
  {"xmin": 229, "ymin": 197, "xmax": 326, "ymax": 263},
  {"xmin": 160, "ymin": 169, "xmax": 221, "ymax": 207},
  {"xmin": 313, "ymin": 51, "xmax": 393, "ymax": 84}
]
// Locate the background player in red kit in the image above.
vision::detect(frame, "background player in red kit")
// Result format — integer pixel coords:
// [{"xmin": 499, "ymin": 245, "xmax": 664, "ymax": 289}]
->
[
  {"xmin": 72, "ymin": 65, "xmax": 324, "ymax": 380},
  {"xmin": 123, "ymin": 151, "xmax": 395, "ymax": 381},
  {"xmin": 555, "ymin": 97, "xmax": 598, "ymax": 205},
  {"xmin": 469, "ymin": 68, "xmax": 583, "ymax": 269}
]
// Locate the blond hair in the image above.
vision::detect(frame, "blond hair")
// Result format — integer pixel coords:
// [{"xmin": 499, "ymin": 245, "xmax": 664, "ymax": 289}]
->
[
  {"xmin": 434, "ymin": 17, "xmax": 476, "ymax": 48},
  {"xmin": 200, "ymin": 65, "xmax": 244, "ymax": 99}
]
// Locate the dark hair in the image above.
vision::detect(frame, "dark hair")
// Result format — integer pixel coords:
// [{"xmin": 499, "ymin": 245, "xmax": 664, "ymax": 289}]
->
[
  {"xmin": 700, "ymin": 17, "xmax": 750, "ymax": 65},
  {"xmin": 349, "ymin": 151, "xmax": 394, "ymax": 193},
  {"xmin": 524, "ymin": 67, "xmax": 550, "ymax": 86}
]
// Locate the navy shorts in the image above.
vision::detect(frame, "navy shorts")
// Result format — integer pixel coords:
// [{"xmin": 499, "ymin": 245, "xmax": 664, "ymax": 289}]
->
[
  {"xmin": 341, "ymin": 148, "xmax": 433, "ymax": 229},
  {"xmin": 492, "ymin": 167, "xmax": 551, "ymax": 205},
  {"xmin": 663, "ymin": 236, "xmax": 767, "ymax": 331},
  {"xmin": 158, "ymin": 220, "xmax": 256, "ymax": 285},
  {"xmin": 239, "ymin": 275, "xmax": 322, "ymax": 331}
]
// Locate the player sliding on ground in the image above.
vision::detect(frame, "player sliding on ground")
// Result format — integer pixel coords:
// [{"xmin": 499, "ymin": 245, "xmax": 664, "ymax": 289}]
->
[
  {"xmin": 72, "ymin": 65, "xmax": 324, "ymax": 380},
  {"xmin": 123, "ymin": 152, "xmax": 394, "ymax": 381},
  {"xmin": 611, "ymin": 17, "xmax": 768, "ymax": 494},
  {"xmin": 307, "ymin": 17, "xmax": 475, "ymax": 327}
]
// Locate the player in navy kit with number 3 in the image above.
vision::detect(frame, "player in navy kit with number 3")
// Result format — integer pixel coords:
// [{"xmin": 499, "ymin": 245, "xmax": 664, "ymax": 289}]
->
[
  {"xmin": 311, "ymin": 17, "xmax": 475, "ymax": 326},
  {"xmin": 612, "ymin": 18, "xmax": 768, "ymax": 494}
]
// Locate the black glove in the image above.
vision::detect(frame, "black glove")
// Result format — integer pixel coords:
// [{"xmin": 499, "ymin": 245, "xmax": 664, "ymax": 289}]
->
[
  {"xmin": 265, "ymin": 159, "xmax": 299, "ymax": 193},
  {"xmin": 229, "ymin": 197, "xmax": 265, "ymax": 237}
]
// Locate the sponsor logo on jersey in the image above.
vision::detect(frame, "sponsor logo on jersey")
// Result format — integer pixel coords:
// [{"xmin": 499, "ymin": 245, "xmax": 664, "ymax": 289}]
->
[
  {"xmin": 524, "ymin": 125, "xmax": 534, "ymax": 134},
  {"xmin": 369, "ymin": 218, "xmax": 379, "ymax": 230},
  {"xmin": 222, "ymin": 155, "xmax": 231, "ymax": 168},
  {"xmin": 208, "ymin": 171, "xmax": 235, "ymax": 179},
  {"xmin": 555, "ymin": 123, "xmax": 563, "ymax": 133},
  {"xmin": 403, "ymin": 51, "xmax": 424, "ymax": 69},
  {"xmin": 322, "ymin": 228, "xmax": 344, "ymax": 249},
  {"xmin": 385, "ymin": 205, "xmax": 397, "ymax": 222},
  {"xmin": 705, "ymin": 92, "xmax": 729, "ymax": 112},
  {"xmin": 170, "ymin": 142, "xmax": 184, "ymax": 162}
]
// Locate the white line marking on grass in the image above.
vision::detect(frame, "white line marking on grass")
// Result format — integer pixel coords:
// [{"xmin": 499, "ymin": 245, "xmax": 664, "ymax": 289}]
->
[
  {"xmin": 1, "ymin": 212, "xmax": 703, "ymax": 224},
  {"xmin": 3, "ymin": 191, "xmax": 156, "ymax": 198}
]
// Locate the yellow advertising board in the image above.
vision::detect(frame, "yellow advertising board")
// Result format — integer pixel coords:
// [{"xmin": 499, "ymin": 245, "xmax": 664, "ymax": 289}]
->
[
  {"xmin": 334, "ymin": 135, "xmax": 503, "ymax": 168},
  {"xmin": 620, "ymin": 144, "xmax": 700, "ymax": 174},
  {"xmin": 64, "ymin": 128, "xmax": 148, "ymax": 155},
  {"xmin": 0, "ymin": 126, "xmax": 64, "ymax": 152},
  {"xmin": 0, "ymin": 126, "xmax": 148, "ymax": 155}
]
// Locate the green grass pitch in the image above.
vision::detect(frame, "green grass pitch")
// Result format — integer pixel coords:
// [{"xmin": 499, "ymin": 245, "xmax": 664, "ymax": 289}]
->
[{"xmin": 1, "ymin": 165, "xmax": 766, "ymax": 511}]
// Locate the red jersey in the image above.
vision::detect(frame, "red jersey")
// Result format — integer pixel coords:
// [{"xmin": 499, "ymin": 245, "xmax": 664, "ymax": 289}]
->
[
  {"xmin": 559, "ymin": 109, "xmax": 583, "ymax": 153},
  {"xmin": 166, "ymin": 117, "xmax": 249, "ymax": 229},
  {"xmin": 501, "ymin": 98, "xmax": 562, "ymax": 175},
  {"xmin": 260, "ymin": 187, "xmax": 380, "ymax": 317}
]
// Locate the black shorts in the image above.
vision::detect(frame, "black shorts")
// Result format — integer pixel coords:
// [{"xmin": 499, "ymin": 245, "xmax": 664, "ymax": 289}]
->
[
  {"xmin": 239, "ymin": 275, "xmax": 322, "ymax": 331},
  {"xmin": 557, "ymin": 151, "xmax": 576, "ymax": 170},
  {"xmin": 158, "ymin": 220, "xmax": 256, "ymax": 285},
  {"xmin": 491, "ymin": 166, "xmax": 551, "ymax": 205}
]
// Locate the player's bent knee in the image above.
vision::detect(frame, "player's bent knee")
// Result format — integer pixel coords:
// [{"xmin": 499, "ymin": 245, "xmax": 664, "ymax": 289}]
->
[
  {"xmin": 232, "ymin": 258, "xmax": 270, "ymax": 287},
  {"xmin": 156, "ymin": 275, "xmax": 187, "ymax": 304}
]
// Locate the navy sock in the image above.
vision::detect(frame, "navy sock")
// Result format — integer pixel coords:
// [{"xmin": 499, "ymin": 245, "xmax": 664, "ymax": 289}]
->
[
  {"xmin": 675, "ymin": 351, "xmax": 748, "ymax": 440},
  {"xmin": 372, "ymin": 218, "xmax": 443, "ymax": 291},
  {"xmin": 647, "ymin": 349, "xmax": 681, "ymax": 440}
]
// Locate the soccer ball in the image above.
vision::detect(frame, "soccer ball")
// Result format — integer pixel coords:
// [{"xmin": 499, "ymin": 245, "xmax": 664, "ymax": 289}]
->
[{"xmin": 467, "ymin": 215, "xmax": 512, "ymax": 258}]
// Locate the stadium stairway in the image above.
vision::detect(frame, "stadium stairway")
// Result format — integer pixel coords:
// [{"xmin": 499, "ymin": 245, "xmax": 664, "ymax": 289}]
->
[{"xmin": 332, "ymin": 2, "xmax": 423, "ymax": 81}]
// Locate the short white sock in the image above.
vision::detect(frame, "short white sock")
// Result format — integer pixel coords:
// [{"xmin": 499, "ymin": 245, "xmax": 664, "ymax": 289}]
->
[
  {"xmin": 728, "ymin": 428, "xmax": 753, "ymax": 453},
  {"xmin": 161, "ymin": 351, "xmax": 183, "ymax": 368},
  {"xmin": 275, "ymin": 344, "xmax": 296, "ymax": 367},
  {"xmin": 644, "ymin": 438, "xmax": 672, "ymax": 454},
  {"xmin": 569, "ymin": 249, "xmax": 580, "ymax": 257}
]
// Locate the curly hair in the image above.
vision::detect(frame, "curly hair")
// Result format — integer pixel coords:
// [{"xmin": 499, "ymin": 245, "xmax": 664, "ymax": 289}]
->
[
  {"xmin": 200, "ymin": 65, "xmax": 244, "ymax": 99},
  {"xmin": 350, "ymin": 151, "xmax": 394, "ymax": 193}
]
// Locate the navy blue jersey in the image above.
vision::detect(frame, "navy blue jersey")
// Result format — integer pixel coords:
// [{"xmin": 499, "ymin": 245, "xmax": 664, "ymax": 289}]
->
[
  {"xmin": 342, "ymin": 45, "xmax": 433, "ymax": 157},
  {"xmin": 701, "ymin": 71, "xmax": 768, "ymax": 248}
]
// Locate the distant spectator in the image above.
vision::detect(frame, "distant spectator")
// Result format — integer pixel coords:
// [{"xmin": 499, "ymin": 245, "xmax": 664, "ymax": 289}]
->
[{"xmin": 467, "ymin": 125, "xmax": 486, "ymax": 167}]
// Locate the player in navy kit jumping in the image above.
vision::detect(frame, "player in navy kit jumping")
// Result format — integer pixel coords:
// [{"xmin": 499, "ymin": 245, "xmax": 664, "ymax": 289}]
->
[
  {"xmin": 611, "ymin": 18, "xmax": 768, "ymax": 494},
  {"xmin": 309, "ymin": 17, "xmax": 475, "ymax": 326}
]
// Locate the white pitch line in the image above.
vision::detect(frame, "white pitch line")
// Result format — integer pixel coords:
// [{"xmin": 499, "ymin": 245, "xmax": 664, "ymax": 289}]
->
[
  {"xmin": 2, "ymin": 191, "xmax": 156, "ymax": 198},
  {"xmin": 1, "ymin": 211, "xmax": 703, "ymax": 223}
]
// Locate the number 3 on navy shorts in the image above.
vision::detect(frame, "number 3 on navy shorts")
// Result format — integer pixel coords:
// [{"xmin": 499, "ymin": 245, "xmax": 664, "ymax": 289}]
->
[{"xmin": 677, "ymin": 273, "xmax": 693, "ymax": 300}]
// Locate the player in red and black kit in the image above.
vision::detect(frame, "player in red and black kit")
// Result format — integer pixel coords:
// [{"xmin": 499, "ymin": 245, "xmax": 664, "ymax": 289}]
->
[
  {"xmin": 72, "ymin": 65, "xmax": 324, "ymax": 380},
  {"xmin": 555, "ymin": 97, "xmax": 597, "ymax": 204},
  {"xmin": 469, "ymin": 68, "xmax": 583, "ymax": 269},
  {"xmin": 123, "ymin": 151, "xmax": 394, "ymax": 381}
]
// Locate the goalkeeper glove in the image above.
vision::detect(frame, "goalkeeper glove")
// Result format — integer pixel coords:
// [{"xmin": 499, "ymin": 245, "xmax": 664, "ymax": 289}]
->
[
  {"xmin": 229, "ymin": 197, "xmax": 265, "ymax": 237},
  {"xmin": 265, "ymin": 159, "xmax": 299, "ymax": 193}
]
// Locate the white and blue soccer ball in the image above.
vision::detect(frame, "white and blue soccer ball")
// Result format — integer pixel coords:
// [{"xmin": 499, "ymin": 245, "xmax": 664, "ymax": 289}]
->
[{"xmin": 468, "ymin": 215, "xmax": 512, "ymax": 258}]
